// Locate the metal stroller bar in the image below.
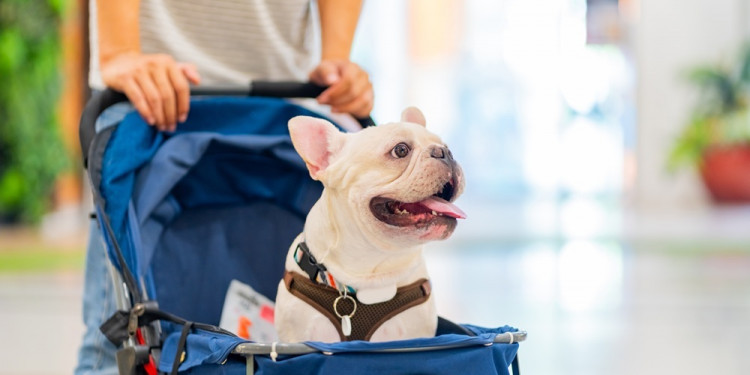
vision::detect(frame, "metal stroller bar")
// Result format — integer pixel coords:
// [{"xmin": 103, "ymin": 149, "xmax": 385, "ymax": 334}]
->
[
  {"xmin": 234, "ymin": 331, "xmax": 527, "ymax": 375},
  {"xmin": 99, "ymin": 208, "xmax": 143, "ymax": 305},
  {"xmin": 233, "ymin": 331, "xmax": 527, "ymax": 355}
]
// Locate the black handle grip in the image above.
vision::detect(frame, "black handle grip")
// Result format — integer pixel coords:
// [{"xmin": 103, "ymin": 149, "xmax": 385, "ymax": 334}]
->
[
  {"xmin": 185, "ymin": 81, "xmax": 325, "ymax": 97},
  {"xmin": 79, "ymin": 82, "xmax": 375, "ymax": 167},
  {"xmin": 250, "ymin": 81, "xmax": 326, "ymax": 98},
  {"xmin": 192, "ymin": 82, "xmax": 374, "ymax": 126}
]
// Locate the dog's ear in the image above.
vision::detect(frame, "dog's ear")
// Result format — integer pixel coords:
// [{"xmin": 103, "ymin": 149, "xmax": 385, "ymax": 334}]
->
[
  {"xmin": 400, "ymin": 107, "xmax": 426, "ymax": 127},
  {"xmin": 288, "ymin": 116, "xmax": 345, "ymax": 180}
]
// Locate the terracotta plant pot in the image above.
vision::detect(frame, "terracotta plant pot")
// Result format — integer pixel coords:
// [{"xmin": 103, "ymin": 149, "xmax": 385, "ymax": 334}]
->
[{"xmin": 699, "ymin": 144, "xmax": 750, "ymax": 203}]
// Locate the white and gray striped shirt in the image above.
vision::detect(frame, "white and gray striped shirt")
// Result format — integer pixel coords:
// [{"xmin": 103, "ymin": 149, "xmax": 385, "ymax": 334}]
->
[{"xmin": 89, "ymin": 0, "xmax": 319, "ymax": 89}]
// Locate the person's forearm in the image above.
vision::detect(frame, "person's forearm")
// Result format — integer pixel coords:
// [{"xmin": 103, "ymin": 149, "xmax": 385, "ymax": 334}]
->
[
  {"xmin": 97, "ymin": 0, "xmax": 141, "ymax": 65},
  {"xmin": 317, "ymin": 0, "xmax": 363, "ymax": 60}
]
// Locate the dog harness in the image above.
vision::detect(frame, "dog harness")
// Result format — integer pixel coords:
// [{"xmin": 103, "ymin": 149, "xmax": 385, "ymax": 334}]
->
[{"xmin": 286, "ymin": 242, "xmax": 432, "ymax": 341}]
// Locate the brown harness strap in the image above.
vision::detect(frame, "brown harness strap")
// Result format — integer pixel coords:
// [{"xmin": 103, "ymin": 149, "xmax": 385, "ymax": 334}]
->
[{"xmin": 284, "ymin": 271, "xmax": 431, "ymax": 341}]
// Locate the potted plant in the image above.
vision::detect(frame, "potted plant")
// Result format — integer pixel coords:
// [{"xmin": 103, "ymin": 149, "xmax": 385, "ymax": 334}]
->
[{"xmin": 669, "ymin": 44, "xmax": 750, "ymax": 203}]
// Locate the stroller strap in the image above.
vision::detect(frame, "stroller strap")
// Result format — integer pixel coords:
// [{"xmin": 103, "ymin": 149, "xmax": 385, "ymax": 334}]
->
[{"xmin": 283, "ymin": 271, "xmax": 431, "ymax": 341}]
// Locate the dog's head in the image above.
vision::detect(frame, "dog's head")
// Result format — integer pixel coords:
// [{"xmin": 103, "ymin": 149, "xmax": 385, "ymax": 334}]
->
[{"xmin": 289, "ymin": 107, "xmax": 465, "ymax": 247}]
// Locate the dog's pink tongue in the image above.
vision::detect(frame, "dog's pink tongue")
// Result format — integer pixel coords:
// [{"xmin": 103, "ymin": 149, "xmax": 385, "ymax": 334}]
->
[{"xmin": 419, "ymin": 197, "xmax": 467, "ymax": 219}]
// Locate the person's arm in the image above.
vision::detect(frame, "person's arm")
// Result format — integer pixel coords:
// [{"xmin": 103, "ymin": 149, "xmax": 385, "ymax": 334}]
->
[
  {"xmin": 318, "ymin": 0, "xmax": 361, "ymax": 60},
  {"xmin": 309, "ymin": 0, "xmax": 373, "ymax": 118},
  {"xmin": 97, "ymin": 0, "xmax": 200, "ymax": 131}
]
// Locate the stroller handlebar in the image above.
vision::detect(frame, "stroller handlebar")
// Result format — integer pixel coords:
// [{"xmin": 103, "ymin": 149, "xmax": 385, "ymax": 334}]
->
[
  {"xmin": 78, "ymin": 81, "xmax": 376, "ymax": 167},
  {"xmin": 193, "ymin": 81, "xmax": 325, "ymax": 98}
]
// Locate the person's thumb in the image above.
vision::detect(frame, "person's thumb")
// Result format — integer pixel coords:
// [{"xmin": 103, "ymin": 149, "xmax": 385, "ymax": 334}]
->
[
  {"xmin": 311, "ymin": 61, "xmax": 340, "ymax": 86},
  {"xmin": 178, "ymin": 62, "xmax": 201, "ymax": 85}
]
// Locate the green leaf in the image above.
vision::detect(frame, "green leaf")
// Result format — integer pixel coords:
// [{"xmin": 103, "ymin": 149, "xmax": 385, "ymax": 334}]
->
[
  {"xmin": 48, "ymin": 0, "xmax": 65, "ymax": 16},
  {"xmin": 0, "ymin": 29, "xmax": 26, "ymax": 74},
  {"xmin": 737, "ymin": 42, "xmax": 750, "ymax": 85},
  {"xmin": 0, "ymin": 168, "xmax": 24, "ymax": 209},
  {"xmin": 688, "ymin": 66, "xmax": 737, "ymax": 113}
]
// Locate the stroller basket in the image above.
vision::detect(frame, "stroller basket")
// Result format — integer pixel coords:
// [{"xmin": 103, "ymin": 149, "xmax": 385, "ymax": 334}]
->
[{"xmin": 80, "ymin": 82, "xmax": 525, "ymax": 375}]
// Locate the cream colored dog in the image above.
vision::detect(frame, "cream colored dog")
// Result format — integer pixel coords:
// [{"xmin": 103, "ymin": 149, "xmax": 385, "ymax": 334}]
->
[{"xmin": 275, "ymin": 107, "xmax": 465, "ymax": 343}]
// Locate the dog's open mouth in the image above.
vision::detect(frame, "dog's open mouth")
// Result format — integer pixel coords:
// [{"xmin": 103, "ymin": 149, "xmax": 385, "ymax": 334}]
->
[{"xmin": 370, "ymin": 179, "xmax": 466, "ymax": 227}]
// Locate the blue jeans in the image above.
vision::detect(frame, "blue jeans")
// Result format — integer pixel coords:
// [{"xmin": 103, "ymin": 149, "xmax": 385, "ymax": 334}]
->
[
  {"xmin": 75, "ymin": 102, "xmax": 134, "ymax": 375},
  {"xmin": 75, "ymin": 219, "xmax": 119, "ymax": 375}
]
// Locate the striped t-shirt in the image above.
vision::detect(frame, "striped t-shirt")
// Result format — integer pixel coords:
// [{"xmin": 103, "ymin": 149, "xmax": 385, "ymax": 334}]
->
[{"xmin": 89, "ymin": 0, "xmax": 319, "ymax": 89}]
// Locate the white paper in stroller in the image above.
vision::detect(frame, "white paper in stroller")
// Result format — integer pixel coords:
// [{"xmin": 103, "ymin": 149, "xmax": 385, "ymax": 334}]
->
[{"xmin": 219, "ymin": 279, "xmax": 278, "ymax": 342}]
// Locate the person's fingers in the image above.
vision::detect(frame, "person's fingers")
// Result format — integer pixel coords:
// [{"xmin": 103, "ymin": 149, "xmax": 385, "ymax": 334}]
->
[
  {"xmin": 309, "ymin": 61, "xmax": 341, "ymax": 87},
  {"xmin": 122, "ymin": 78, "xmax": 155, "ymax": 125},
  {"xmin": 134, "ymin": 70, "xmax": 166, "ymax": 130},
  {"xmin": 332, "ymin": 88, "xmax": 374, "ymax": 118},
  {"xmin": 326, "ymin": 66, "xmax": 369, "ymax": 106},
  {"xmin": 151, "ymin": 66, "xmax": 177, "ymax": 130},
  {"xmin": 310, "ymin": 62, "xmax": 342, "ymax": 104},
  {"xmin": 318, "ymin": 76, "xmax": 351, "ymax": 105},
  {"xmin": 169, "ymin": 65, "xmax": 191, "ymax": 124},
  {"xmin": 178, "ymin": 62, "xmax": 202, "ymax": 85},
  {"xmin": 313, "ymin": 61, "xmax": 374, "ymax": 117},
  {"xmin": 99, "ymin": 53, "xmax": 200, "ymax": 131}
]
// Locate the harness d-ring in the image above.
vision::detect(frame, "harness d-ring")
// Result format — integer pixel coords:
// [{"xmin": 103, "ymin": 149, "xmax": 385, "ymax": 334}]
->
[{"xmin": 333, "ymin": 294, "xmax": 357, "ymax": 318}]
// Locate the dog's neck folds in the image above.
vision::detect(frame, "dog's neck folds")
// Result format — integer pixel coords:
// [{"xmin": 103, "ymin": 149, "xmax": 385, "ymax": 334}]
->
[{"xmin": 301, "ymin": 192, "xmax": 426, "ymax": 292}]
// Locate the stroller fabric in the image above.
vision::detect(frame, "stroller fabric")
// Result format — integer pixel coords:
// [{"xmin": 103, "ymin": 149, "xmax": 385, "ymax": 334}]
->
[
  {"xmin": 158, "ymin": 325, "xmax": 520, "ymax": 375},
  {"xmin": 89, "ymin": 97, "xmax": 330, "ymax": 325}
]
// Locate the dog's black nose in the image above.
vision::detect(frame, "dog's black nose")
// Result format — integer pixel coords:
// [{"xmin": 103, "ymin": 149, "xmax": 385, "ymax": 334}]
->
[{"xmin": 430, "ymin": 146, "xmax": 452, "ymax": 160}]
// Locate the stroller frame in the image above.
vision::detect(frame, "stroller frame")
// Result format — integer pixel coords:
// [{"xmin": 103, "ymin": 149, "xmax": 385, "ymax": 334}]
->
[
  {"xmin": 79, "ymin": 83, "xmax": 525, "ymax": 375},
  {"xmin": 235, "ymin": 331, "xmax": 526, "ymax": 375}
]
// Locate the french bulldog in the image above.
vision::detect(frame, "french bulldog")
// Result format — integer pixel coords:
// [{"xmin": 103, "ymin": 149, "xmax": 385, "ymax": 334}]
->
[{"xmin": 275, "ymin": 107, "xmax": 465, "ymax": 342}]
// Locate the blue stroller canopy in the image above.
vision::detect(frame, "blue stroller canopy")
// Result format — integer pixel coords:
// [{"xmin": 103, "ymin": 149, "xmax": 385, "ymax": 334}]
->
[{"xmin": 89, "ymin": 97, "xmax": 329, "ymax": 323}]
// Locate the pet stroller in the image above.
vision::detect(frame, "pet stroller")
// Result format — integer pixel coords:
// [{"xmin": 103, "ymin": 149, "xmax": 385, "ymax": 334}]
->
[{"xmin": 79, "ymin": 82, "xmax": 526, "ymax": 375}]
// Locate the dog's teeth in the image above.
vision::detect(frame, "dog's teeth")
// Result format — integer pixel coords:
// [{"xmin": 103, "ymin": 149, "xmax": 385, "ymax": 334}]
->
[{"xmin": 431, "ymin": 210, "xmax": 437, "ymax": 215}]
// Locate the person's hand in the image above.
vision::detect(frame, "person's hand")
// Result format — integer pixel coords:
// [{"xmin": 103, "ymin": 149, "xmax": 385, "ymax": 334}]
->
[
  {"xmin": 309, "ymin": 60, "xmax": 373, "ymax": 118},
  {"xmin": 100, "ymin": 52, "xmax": 201, "ymax": 131}
]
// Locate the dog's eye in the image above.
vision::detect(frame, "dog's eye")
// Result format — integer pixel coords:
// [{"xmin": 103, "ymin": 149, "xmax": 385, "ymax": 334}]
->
[{"xmin": 391, "ymin": 143, "xmax": 411, "ymax": 158}]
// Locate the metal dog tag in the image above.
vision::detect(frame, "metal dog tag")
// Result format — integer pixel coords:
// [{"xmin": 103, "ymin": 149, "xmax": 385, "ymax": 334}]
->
[{"xmin": 341, "ymin": 315, "xmax": 352, "ymax": 337}]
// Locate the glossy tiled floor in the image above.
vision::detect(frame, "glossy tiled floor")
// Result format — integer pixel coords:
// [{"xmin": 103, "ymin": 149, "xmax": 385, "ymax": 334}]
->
[
  {"xmin": 427, "ymin": 240, "xmax": 750, "ymax": 375},
  {"xmin": 0, "ymin": 272, "xmax": 84, "ymax": 375},
  {"xmin": 2, "ymin": 216, "xmax": 749, "ymax": 374}
]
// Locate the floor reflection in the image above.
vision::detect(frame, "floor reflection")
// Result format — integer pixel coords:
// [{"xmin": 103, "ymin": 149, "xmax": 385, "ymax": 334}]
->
[
  {"xmin": 0, "ymin": 273, "xmax": 84, "ymax": 375},
  {"xmin": 2, "ymin": 232, "xmax": 749, "ymax": 374},
  {"xmin": 426, "ymin": 240, "xmax": 750, "ymax": 375}
]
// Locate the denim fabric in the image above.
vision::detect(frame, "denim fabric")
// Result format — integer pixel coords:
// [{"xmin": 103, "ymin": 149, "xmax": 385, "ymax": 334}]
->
[
  {"xmin": 75, "ymin": 103, "xmax": 133, "ymax": 375},
  {"xmin": 74, "ymin": 219, "xmax": 119, "ymax": 375}
]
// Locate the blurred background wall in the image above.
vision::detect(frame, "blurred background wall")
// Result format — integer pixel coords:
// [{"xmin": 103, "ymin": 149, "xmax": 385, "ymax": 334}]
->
[
  {"xmin": 3, "ymin": 0, "xmax": 749, "ymax": 237},
  {"xmin": 351, "ymin": 0, "xmax": 750, "ymax": 243}
]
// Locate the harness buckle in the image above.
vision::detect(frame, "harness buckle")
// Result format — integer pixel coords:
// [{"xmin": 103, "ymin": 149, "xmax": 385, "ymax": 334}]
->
[{"xmin": 296, "ymin": 242, "xmax": 327, "ymax": 282}]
